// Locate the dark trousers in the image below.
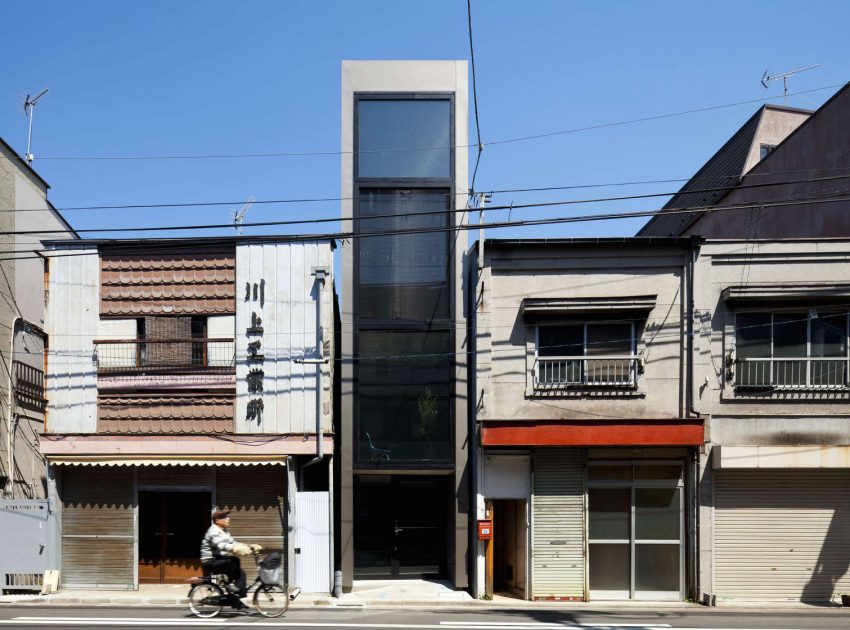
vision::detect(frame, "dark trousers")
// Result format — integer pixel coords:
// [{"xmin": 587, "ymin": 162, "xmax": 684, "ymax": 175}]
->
[{"xmin": 203, "ymin": 556, "xmax": 247, "ymax": 597}]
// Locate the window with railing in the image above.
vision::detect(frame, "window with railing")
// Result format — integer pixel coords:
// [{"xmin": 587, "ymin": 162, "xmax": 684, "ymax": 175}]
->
[
  {"xmin": 734, "ymin": 311, "xmax": 849, "ymax": 389},
  {"xmin": 94, "ymin": 338, "xmax": 235, "ymax": 373},
  {"xmin": 534, "ymin": 323, "xmax": 638, "ymax": 389}
]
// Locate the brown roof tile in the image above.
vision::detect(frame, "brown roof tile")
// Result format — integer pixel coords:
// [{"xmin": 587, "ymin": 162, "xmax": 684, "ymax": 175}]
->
[
  {"xmin": 97, "ymin": 395, "xmax": 234, "ymax": 434},
  {"xmin": 100, "ymin": 250, "xmax": 235, "ymax": 316}
]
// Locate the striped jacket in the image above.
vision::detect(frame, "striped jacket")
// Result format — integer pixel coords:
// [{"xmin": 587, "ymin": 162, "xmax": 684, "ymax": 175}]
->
[{"xmin": 200, "ymin": 524, "xmax": 236, "ymax": 563}]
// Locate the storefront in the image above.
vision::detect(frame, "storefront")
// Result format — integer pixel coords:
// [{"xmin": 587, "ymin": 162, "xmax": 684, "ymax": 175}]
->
[{"xmin": 51, "ymin": 459, "xmax": 287, "ymax": 589}]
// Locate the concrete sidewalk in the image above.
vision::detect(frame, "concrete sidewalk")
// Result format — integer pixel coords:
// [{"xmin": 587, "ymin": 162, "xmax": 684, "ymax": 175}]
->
[{"xmin": 1, "ymin": 581, "xmax": 847, "ymax": 611}]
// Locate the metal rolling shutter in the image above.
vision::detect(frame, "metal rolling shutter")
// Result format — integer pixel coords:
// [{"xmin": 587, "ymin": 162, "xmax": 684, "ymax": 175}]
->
[
  {"xmin": 714, "ymin": 470, "xmax": 850, "ymax": 602},
  {"xmin": 216, "ymin": 465, "xmax": 287, "ymax": 582},
  {"xmin": 61, "ymin": 466, "xmax": 135, "ymax": 589},
  {"xmin": 531, "ymin": 449, "xmax": 585, "ymax": 599}
]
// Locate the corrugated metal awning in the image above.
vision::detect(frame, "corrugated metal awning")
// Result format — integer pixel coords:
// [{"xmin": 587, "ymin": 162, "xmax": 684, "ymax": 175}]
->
[{"xmin": 49, "ymin": 455, "xmax": 287, "ymax": 467}]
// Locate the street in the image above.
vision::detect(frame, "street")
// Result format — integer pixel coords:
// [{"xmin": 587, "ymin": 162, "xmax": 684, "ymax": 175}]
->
[{"xmin": 0, "ymin": 607, "xmax": 848, "ymax": 629}]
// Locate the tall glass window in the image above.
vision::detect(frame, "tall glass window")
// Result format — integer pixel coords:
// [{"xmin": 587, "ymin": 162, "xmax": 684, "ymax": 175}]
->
[
  {"xmin": 354, "ymin": 96, "xmax": 454, "ymax": 467},
  {"xmin": 358, "ymin": 99, "xmax": 451, "ymax": 179}
]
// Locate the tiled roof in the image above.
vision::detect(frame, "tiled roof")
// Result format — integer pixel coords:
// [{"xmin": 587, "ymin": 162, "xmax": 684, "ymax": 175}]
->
[
  {"xmin": 100, "ymin": 250, "xmax": 235, "ymax": 315},
  {"xmin": 97, "ymin": 395, "xmax": 234, "ymax": 434}
]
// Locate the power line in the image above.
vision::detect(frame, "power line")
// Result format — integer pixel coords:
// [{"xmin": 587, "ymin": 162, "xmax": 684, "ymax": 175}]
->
[
  {"xmin": 2, "ymin": 83, "xmax": 844, "ymax": 163},
  {"xmin": 5, "ymin": 165, "xmax": 850, "ymax": 215},
  {"xmin": 467, "ymin": 0, "xmax": 483, "ymax": 194},
  {"xmin": 2, "ymin": 173, "xmax": 849, "ymax": 238},
  {"xmin": 3, "ymin": 188, "xmax": 850, "ymax": 262}
]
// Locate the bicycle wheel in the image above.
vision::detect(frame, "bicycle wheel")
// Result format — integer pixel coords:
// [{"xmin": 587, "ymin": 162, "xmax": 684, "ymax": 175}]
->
[
  {"xmin": 189, "ymin": 583, "xmax": 225, "ymax": 618},
  {"xmin": 253, "ymin": 583, "xmax": 289, "ymax": 617}
]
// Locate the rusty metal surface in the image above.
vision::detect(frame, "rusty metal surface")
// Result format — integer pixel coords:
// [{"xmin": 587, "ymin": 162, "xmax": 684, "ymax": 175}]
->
[
  {"xmin": 97, "ymin": 395, "xmax": 235, "ymax": 434},
  {"xmin": 99, "ymin": 249, "xmax": 236, "ymax": 315}
]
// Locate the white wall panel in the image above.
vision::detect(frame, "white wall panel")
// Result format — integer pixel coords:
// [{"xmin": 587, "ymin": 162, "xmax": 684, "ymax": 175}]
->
[
  {"xmin": 295, "ymin": 491, "xmax": 331, "ymax": 593},
  {"xmin": 235, "ymin": 242, "xmax": 332, "ymax": 435},
  {"xmin": 483, "ymin": 454, "xmax": 530, "ymax": 499},
  {"xmin": 207, "ymin": 315, "xmax": 235, "ymax": 339},
  {"xmin": 46, "ymin": 249, "xmax": 99, "ymax": 433}
]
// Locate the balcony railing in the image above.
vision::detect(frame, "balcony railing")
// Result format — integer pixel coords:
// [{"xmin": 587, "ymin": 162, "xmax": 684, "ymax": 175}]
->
[
  {"xmin": 94, "ymin": 338, "xmax": 235, "ymax": 374},
  {"xmin": 534, "ymin": 356, "xmax": 639, "ymax": 389},
  {"xmin": 735, "ymin": 357, "xmax": 849, "ymax": 390},
  {"xmin": 13, "ymin": 360, "xmax": 46, "ymax": 411}
]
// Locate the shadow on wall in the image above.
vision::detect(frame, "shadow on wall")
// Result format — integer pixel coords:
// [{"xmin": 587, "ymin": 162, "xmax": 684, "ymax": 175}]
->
[{"xmin": 801, "ymin": 503, "xmax": 850, "ymax": 604}]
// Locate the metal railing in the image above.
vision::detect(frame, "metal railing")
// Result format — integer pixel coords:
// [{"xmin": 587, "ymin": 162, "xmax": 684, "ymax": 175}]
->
[
  {"xmin": 734, "ymin": 357, "xmax": 849, "ymax": 389},
  {"xmin": 13, "ymin": 361, "xmax": 46, "ymax": 411},
  {"xmin": 94, "ymin": 338, "xmax": 235, "ymax": 373},
  {"xmin": 534, "ymin": 356, "xmax": 639, "ymax": 388}
]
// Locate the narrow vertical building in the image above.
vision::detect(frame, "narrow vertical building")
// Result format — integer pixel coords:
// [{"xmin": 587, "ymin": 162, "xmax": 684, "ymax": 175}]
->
[{"xmin": 339, "ymin": 61, "xmax": 469, "ymax": 591}]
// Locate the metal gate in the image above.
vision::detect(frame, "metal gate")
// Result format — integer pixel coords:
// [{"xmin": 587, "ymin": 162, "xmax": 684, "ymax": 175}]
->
[
  {"xmin": 0, "ymin": 499, "xmax": 54, "ymax": 593},
  {"xmin": 295, "ymin": 491, "xmax": 330, "ymax": 593}
]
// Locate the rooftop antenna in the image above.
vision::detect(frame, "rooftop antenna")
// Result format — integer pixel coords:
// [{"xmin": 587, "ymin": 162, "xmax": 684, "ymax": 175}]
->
[
  {"xmin": 760, "ymin": 64, "xmax": 820, "ymax": 105},
  {"xmin": 23, "ymin": 88, "xmax": 49, "ymax": 163},
  {"xmin": 232, "ymin": 196, "xmax": 255, "ymax": 234}
]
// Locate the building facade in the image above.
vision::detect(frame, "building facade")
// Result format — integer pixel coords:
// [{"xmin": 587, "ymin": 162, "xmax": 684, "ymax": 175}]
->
[
  {"xmin": 471, "ymin": 238, "xmax": 703, "ymax": 601},
  {"xmin": 471, "ymin": 236, "xmax": 850, "ymax": 604},
  {"xmin": 41, "ymin": 238, "xmax": 335, "ymax": 592},
  {"xmin": 695, "ymin": 239, "xmax": 850, "ymax": 603},
  {"xmin": 0, "ymin": 138, "xmax": 76, "ymax": 500},
  {"xmin": 338, "ymin": 60, "xmax": 470, "ymax": 591}
]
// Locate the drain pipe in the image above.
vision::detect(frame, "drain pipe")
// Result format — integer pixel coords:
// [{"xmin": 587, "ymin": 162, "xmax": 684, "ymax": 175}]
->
[
  {"xmin": 299, "ymin": 267, "xmax": 330, "ymax": 471},
  {"xmin": 296, "ymin": 267, "xmax": 331, "ymax": 593}
]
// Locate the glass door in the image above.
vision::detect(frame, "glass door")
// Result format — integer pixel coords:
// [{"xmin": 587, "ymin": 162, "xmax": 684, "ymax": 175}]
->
[{"xmin": 588, "ymin": 463, "xmax": 683, "ymax": 600}]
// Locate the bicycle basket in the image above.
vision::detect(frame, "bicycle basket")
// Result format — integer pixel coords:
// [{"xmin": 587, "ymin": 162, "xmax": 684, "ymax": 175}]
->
[{"xmin": 257, "ymin": 551, "xmax": 283, "ymax": 585}]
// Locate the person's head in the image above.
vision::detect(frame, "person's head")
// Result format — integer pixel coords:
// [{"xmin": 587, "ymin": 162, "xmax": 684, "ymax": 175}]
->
[{"xmin": 211, "ymin": 508, "xmax": 231, "ymax": 530}]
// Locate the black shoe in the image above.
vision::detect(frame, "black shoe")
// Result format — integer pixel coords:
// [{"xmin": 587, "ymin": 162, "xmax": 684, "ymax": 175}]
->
[{"xmin": 231, "ymin": 598, "xmax": 249, "ymax": 610}]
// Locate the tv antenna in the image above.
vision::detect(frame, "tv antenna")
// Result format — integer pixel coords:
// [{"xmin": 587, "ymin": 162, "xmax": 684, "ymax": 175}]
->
[
  {"xmin": 761, "ymin": 64, "xmax": 820, "ymax": 104},
  {"xmin": 232, "ymin": 197, "xmax": 255, "ymax": 234},
  {"xmin": 23, "ymin": 88, "xmax": 49, "ymax": 163}
]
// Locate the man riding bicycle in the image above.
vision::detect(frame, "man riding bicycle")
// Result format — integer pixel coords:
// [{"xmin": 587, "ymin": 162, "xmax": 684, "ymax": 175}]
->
[{"xmin": 200, "ymin": 508, "xmax": 261, "ymax": 609}]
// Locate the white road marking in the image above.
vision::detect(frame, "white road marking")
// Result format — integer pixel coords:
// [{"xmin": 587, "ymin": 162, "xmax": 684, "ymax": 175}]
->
[{"xmin": 0, "ymin": 620, "xmax": 832, "ymax": 630}]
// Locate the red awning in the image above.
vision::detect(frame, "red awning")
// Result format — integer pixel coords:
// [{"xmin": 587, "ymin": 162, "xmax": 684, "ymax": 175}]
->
[{"xmin": 481, "ymin": 419, "xmax": 704, "ymax": 447}]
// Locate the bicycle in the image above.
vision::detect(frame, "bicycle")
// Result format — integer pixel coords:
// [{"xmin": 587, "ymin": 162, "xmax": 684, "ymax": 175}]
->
[{"xmin": 187, "ymin": 549, "xmax": 289, "ymax": 618}]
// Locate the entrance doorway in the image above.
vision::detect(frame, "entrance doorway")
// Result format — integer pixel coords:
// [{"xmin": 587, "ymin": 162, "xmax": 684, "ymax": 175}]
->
[
  {"xmin": 492, "ymin": 499, "xmax": 527, "ymax": 599},
  {"xmin": 353, "ymin": 475, "xmax": 448, "ymax": 579},
  {"xmin": 139, "ymin": 491, "xmax": 211, "ymax": 584},
  {"xmin": 587, "ymin": 462, "xmax": 684, "ymax": 600}
]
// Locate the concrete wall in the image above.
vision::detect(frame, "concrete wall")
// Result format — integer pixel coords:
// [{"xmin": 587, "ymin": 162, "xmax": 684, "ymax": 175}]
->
[
  {"xmin": 741, "ymin": 107, "xmax": 810, "ymax": 174},
  {"xmin": 0, "ymin": 143, "xmax": 76, "ymax": 498},
  {"xmin": 476, "ymin": 242, "xmax": 688, "ymax": 423},
  {"xmin": 339, "ymin": 60, "xmax": 470, "ymax": 590},
  {"xmin": 693, "ymin": 238, "xmax": 850, "ymax": 602},
  {"xmin": 235, "ymin": 241, "xmax": 333, "ymax": 435}
]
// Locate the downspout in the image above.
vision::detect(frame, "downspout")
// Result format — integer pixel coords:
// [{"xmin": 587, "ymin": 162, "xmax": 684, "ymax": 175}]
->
[
  {"xmin": 685, "ymin": 235, "xmax": 702, "ymax": 603},
  {"xmin": 296, "ymin": 266, "xmax": 331, "ymax": 593},
  {"xmin": 299, "ymin": 267, "xmax": 330, "ymax": 470}
]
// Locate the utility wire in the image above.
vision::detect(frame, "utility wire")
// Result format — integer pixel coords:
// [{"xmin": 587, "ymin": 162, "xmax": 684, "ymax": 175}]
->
[
  {"xmin": 2, "ymin": 83, "xmax": 843, "ymax": 162},
  {"xmin": 2, "ymin": 173, "xmax": 849, "ymax": 238},
  {"xmin": 5, "ymin": 165, "xmax": 850, "ymax": 215},
  {"xmin": 3, "ymin": 188, "xmax": 850, "ymax": 262}
]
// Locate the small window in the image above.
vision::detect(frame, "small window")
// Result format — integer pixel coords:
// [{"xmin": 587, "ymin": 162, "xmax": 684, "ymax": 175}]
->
[
  {"xmin": 734, "ymin": 310, "xmax": 849, "ymax": 389},
  {"xmin": 759, "ymin": 144, "xmax": 776, "ymax": 160},
  {"xmin": 535, "ymin": 322, "xmax": 636, "ymax": 388}
]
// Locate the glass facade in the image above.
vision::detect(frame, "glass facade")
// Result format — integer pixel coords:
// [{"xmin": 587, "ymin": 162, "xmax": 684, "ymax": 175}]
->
[{"xmin": 354, "ymin": 96, "xmax": 454, "ymax": 468}]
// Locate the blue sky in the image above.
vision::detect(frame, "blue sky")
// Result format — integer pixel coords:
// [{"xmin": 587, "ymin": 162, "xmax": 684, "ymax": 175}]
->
[{"xmin": 1, "ymin": 0, "xmax": 848, "ymax": 244}]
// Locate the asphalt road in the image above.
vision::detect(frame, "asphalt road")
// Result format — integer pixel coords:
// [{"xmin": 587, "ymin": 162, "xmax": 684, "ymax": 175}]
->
[{"xmin": 0, "ymin": 606, "xmax": 849, "ymax": 629}]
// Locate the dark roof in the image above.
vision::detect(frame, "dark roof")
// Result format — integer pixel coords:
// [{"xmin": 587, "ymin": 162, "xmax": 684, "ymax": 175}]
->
[{"xmin": 636, "ymin": 108, "xmax": 766, "ymax": 237}]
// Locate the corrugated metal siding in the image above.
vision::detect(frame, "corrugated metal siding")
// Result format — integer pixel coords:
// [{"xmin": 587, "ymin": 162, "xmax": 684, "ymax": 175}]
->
[
  {"xmin": 60, "ymin": 466, "xmax": 135, "ymax": 588},
  {"xmin": 47, "ymin": 248, "xmax": 99, "ymax": 433},
  {"xmin": 714, "ymin": 470, "xmax": 850, "ymax": 602},
  {"xmin": 531, "ymin": 449, "xmax": 585, "ymax": 599},
  {"xmin": 217, "ymin": 466, "xmax": 286, "ymax": 582},
  {"xmin": 295, "ymin": 491, "xmax": 330, "ymax": 593},
  {"xmin": 235, "ymin": 242, "xmax": 333, "ymax": 435}
]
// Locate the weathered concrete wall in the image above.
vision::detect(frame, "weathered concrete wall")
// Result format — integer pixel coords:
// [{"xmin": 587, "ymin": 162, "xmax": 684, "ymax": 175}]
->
[{"xmin": 477, "ymin": 243, "xmax": 687, "ymax": 422}]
